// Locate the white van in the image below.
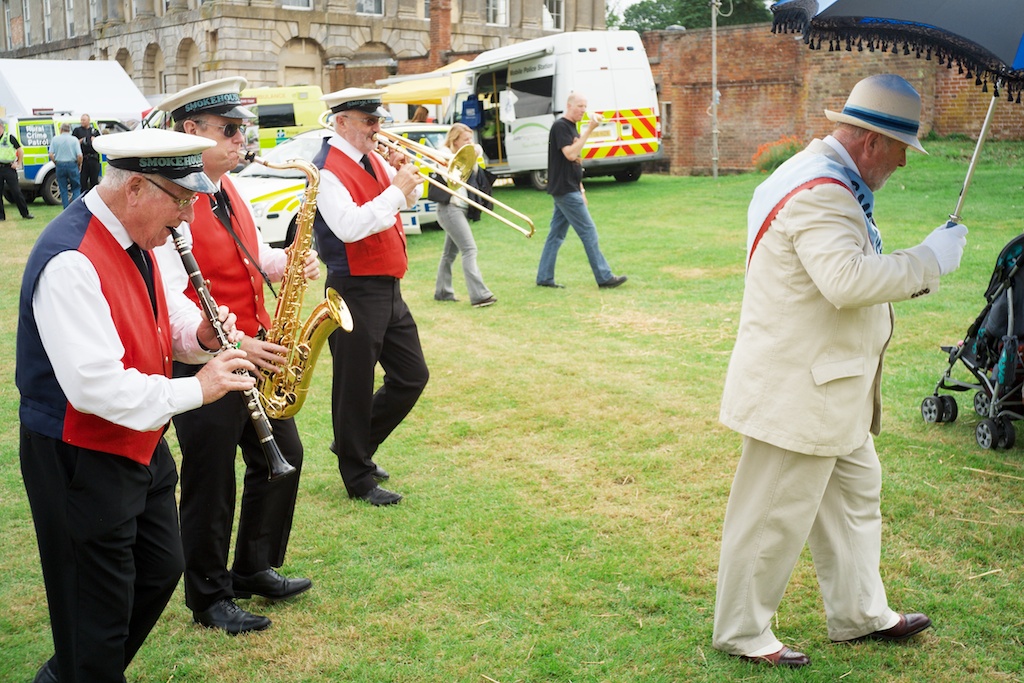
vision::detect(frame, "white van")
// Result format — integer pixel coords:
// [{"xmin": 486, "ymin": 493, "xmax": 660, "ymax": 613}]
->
[{"xmin": 432, "ymin": 31, "xmax": 661, "ymax": 190}]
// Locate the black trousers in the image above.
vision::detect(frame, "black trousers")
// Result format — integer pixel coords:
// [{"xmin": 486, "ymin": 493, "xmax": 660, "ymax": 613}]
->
[
  {"xmin": 326, "ymin": 275, "xmax": 429, "ymax": 496},
  {"xmin": 80, "ymin": 154, "xmax": 101, "ymax": 192},
  {"xmin": 172, "ymin": 364, "xmax": 304, "ymax": 613},
  {"xmin": 0, "ymin": 163, "xmax": 30, "ymax": 218},
  {"xmin": 20, "ymin": 428, "xmax": 184, "ymax": 683}
]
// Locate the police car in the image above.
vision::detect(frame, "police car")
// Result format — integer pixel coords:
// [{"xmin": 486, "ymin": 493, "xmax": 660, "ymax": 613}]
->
[
  {"xmin": 232, "ymin": 123, "xmax": 451, "ymax": 247},
  {"xmin": 7, "ymin": 115, "xmax": 131, "ymax": 204}
]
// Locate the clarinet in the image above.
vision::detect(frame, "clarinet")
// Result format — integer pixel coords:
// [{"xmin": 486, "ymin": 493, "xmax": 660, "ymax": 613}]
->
[{"xmin": 168, "ymin": 226, "xmax": 297, "ymax": 481}]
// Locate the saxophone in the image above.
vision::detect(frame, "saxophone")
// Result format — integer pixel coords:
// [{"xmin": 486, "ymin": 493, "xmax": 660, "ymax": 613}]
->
[{"xmin": 245, "ymin": 151, "xmax": 354, "ymax": 420}]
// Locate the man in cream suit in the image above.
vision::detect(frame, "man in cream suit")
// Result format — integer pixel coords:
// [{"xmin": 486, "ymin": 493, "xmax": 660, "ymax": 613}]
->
[{"xmin": 713, "ymin": 74, "xmax": 968, "ymax": 668}]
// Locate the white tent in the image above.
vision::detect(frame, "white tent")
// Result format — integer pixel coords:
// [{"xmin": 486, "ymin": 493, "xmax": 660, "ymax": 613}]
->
[{"xmin": 0, "ymin": 59, "xmax": 150, "ymax": 123}]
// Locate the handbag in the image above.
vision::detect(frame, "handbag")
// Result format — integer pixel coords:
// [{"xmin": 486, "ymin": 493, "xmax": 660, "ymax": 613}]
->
[{"xmin": 426, "ymin": 172, "xmax": 451, "ymax": 205}]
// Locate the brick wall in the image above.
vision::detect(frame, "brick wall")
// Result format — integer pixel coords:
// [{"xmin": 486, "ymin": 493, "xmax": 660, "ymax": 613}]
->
[{"xmin": 645, "ymin": 24, "xmax": 1024, "ymax": 175}]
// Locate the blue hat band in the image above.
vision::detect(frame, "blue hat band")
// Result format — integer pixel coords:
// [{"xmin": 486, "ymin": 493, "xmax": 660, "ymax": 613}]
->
[{"xmin": 841, "ymin": 105, "xmax": 919, "ymax": 136}]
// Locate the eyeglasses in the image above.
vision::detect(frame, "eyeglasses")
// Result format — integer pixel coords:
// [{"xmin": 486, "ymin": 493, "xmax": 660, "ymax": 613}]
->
[
  {"xmin": 197, "ymin": 120, "xmax": 246, "ymax": 138},
  {"xmin": 144, "ymin": 176, "xmax": 200, "ymax": 210},
  {"xmin": 341, "ymin": 114, "xmax": 386, "ymax": 127}
]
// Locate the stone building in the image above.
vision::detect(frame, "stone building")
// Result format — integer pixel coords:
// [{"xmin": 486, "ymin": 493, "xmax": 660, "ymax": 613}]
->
[{"xmin": 0, "ymin": 0, "xmax": 606, "ymax": 96}]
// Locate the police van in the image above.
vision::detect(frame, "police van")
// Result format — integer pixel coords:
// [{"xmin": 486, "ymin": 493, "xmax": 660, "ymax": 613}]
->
[
  {"xmin": 381, "ymin": 30, "xmax": 661, "ymax": 191},
  {"xmin": 7, "ymin": 113, "xmax": 130, "ymax": 205}
]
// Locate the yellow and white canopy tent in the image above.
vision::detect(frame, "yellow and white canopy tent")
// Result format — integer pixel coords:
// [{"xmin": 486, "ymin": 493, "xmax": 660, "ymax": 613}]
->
[{"xmin": 378, "ymin": 59, "xmax": 471, "ymax": 106}]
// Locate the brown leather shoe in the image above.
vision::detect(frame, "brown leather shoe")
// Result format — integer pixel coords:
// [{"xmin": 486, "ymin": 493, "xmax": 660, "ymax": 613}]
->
[
  {"xmin": 846, "ymin": 612, "xmax": 932, "ymax": 642},
  {"xmin": 739, "ymin": 646, "xmax": 811, "ymax": 668}
]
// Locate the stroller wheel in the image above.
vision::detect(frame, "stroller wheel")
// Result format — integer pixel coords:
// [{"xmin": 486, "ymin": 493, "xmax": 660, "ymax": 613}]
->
[
  {"xmin": 998, "ymin": 417, "xmax": 1016, "ymax": 449},
  {"xmin": 974, "ymin": 391, "xmax": 992, "ymax": 417},
  {"xmin": 921, "ymin": 396, "xmax": 943, "ymax": 423},
  {"xmin": 976, "ymin": 418, "xmax": 1003, "ymax": 450},
  {"xmin": 940, "ymin": 396, "xmax": 958, "ymax": 423}
]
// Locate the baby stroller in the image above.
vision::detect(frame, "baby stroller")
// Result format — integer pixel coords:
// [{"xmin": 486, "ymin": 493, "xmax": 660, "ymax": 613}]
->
[{"xmin": 921, "ymin": 232, "xmax": 1024, "ymax": 450}]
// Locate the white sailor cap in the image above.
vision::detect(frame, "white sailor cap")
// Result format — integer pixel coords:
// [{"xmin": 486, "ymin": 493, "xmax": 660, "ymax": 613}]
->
[
  {"xmin": 94, "ymin": 128, "xmax": 218, "ymax": 194},
  {"xmin": 157, "ymin": 76, "xmax": 255, "ymax": 122},
  {"xmin": 321, "ymin": 87, "xmax": 390, "ymax": 119}
]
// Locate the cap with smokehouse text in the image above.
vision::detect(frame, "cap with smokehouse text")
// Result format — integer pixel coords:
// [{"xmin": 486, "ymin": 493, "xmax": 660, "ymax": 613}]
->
[
  {"xmin": 157, "ymin": 76, "xmax": 255, "ymax": 122},
  {"xmin": 93, "ymin": 128, "xmax": 217, "ymax": 194},
  {"xmin": 321, "ymin": 87, "xmax": 391, "ymax": 120}
]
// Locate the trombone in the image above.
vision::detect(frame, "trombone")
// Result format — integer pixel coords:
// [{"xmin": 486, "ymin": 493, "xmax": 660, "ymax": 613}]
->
[{"xmin": 373, "ymin": 129, "xmax": 535, "ymax": 238}]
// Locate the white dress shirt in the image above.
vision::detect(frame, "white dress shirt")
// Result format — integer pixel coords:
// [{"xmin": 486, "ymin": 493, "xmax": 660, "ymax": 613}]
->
[
  {"xmin": 316, "ymin": 134, "xmax": 420, "ymax": 243},
  {"xmin": 151, "ymin": 178, "xmax": 287, "ymax": 351},
  {"xmin": 32, "ymin": 191, "xmax": 214, "ymax": 433}
]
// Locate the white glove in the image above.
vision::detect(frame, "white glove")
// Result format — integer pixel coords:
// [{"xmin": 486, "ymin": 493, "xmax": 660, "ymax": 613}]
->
[{"xmin": 922, "ymin": 222, "xmax": 968, "ymax": 275}]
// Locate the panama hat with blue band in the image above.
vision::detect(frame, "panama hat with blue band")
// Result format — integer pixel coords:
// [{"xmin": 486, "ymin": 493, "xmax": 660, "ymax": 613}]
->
[{"xmin": 825, "ymin": 74, "xmax": 928, "ymax": 154}]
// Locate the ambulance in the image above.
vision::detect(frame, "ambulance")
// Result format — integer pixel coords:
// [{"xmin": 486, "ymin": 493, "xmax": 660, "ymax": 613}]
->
[
  {"xmin": 402, "ymin": 30, "xmax": 661, "ymax": 190},
  {"xmin": 239, "ymin": 85, "xmax": 325, "ymax": 152}
]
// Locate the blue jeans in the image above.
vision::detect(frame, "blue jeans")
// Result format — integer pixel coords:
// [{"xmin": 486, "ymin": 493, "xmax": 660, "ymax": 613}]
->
[
  {"xmin": 55, "ymin": 161, "xmax": 81, "ymax": 208},
  {"xmin": 536, "ymin": 190, "xmax": 613, "ymax": 285}
]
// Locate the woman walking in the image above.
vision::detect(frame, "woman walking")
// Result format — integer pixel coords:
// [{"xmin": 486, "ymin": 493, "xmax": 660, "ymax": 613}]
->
[{"xmin": 433, "ymin": 123, "xmax": 497, "ymax": 308}]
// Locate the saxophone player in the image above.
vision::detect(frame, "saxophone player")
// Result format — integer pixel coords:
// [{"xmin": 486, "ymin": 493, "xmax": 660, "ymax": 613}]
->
[{"xmin": 152, "ymin": 78, "xmax": 319, "ymax": 635}]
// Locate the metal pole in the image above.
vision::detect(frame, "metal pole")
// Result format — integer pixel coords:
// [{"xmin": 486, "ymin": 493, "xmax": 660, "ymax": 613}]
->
[
  {"xmin": 711, "ymin": 0, "xmax": 720, "ymax": 179},
  {"xmin": 950, "ymin": 94, "xmax": 998, "ymax": 224}
]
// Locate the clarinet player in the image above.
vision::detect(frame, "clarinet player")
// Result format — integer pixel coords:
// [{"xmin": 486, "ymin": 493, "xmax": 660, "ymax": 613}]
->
[{"xmin": 18, "ymin": 128, "xmax": 256, "ymax": 683}]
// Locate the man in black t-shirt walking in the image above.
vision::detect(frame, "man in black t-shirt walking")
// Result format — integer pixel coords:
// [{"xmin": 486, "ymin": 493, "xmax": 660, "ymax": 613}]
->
[
  {"xmin": 73, "ymin": 114, "xmax": 102, "ymax": 192},
  {"xmin": 536, "ymin": 92, "xmax": 626, "ymax": 290}
]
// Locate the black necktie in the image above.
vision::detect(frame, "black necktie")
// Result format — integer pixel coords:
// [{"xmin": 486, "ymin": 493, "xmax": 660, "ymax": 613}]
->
[
  {"xmin": 360, "ymin": 154, "xmax": 377, "ymax": 180},
  {"xmin": 211, "ymin": 190, "xmax": 232, "ymax": 227},
  {"xmin": 127, "ymin": 243, "xmax": 157, "ymax": 316}
]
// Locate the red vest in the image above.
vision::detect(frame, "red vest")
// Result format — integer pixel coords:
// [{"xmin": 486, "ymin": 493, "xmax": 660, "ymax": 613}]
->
[
  {"xmin": 185, "ymin": 176, "xmax": 271, "ymax": 336},
  {"xmin": 64, "ymin": 219, "xmax": 174, "ymax": 464},
  {"xmin": 323, "ymin": 146, "xmax": 407, "ymax": 277}
]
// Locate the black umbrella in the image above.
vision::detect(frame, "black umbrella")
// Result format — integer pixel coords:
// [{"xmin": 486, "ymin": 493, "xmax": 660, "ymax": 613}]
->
[{"xmin": 771, "ymin": 0, "xmax": 1024, "ymax": 220}]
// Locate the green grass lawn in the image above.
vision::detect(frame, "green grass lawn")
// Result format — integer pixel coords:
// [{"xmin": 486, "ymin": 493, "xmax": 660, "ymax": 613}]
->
[{"xmin": 2, "ymin": 138, "xmax": 1023, "ymax": 682}]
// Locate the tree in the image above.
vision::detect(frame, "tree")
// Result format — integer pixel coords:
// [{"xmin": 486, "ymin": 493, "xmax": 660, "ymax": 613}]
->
[{"xmin": 616, "ymin": 0, "xmax": 771, "ymax": 35}]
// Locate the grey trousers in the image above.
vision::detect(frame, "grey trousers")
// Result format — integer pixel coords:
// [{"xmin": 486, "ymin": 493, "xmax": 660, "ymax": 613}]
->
[{"xmin": 435, "ymin": 202, "xmax": 493, "ymax": 304}]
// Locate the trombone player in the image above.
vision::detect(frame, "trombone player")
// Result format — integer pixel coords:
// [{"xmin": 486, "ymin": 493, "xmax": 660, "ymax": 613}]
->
[{"xmin": 313, "ymin": 88, "xmax": 428, "ymax": 507}]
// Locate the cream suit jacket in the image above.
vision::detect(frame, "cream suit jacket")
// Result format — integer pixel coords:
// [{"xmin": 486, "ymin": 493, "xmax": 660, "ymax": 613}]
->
[{"xmin": 719, "ymin": 140, "xmax": 942, "ymax": 457}]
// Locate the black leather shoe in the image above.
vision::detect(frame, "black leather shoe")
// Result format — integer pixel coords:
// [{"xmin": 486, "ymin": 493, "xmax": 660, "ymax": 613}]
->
[
  {"xmin": 537, "ymin": 281, "xmax": 565, "ymax": 288},
  {"xmin": 843, "ymin": 612, "xmax": 932, "ymax": 642},
  {"xmin": 32, "ymin": 659, "xmax": 58, "ymax": 683},
  {"xmin": 23, "ymin": 213, "xmax": 35, "ymax": 220},
  {"xmin": 739, "ymin": 646, "xmax": 811, "ymax": 668},
  {"xmin": 193, "ymin": 598, "xmax": 271, "ymax": 635},
  {"xmin": 352, "ymin": 485, "xmax": 403, "ymax": 506},
  {"xmin": 598, "ymin": 274, "xmax": 628, "ymax": 288},
  {"xmin": 232, "ymin": 568, "xmax": 312, "ymax": 601}
]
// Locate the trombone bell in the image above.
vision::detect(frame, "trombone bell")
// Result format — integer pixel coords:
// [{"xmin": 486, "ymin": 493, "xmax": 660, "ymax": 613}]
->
[
  {"xmin": 446, "ymin": 144, "xmax": 479, "ymax": 187},
  {"xmin": 372, "ymin": 130, "xmax": 535, "ymax": 238}
]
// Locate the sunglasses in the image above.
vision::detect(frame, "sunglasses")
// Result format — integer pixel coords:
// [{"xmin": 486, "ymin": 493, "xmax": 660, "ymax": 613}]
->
[
  {"xmin": 341, "ymin": 114, "xmax": 386, "ymax": 127},
  {"xmin": 144, "ymin": 176, "xmax": 200, "ymax": 209},
  {"xmin": 198, "ymin": 120, "xmax": 246, "ymax": 138}
]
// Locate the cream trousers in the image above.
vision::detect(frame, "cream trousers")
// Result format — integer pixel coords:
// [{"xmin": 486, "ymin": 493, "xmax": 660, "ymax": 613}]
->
[{"xmin": 712, "ymin": 434, "xmax": 898, "ymax": 654}]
